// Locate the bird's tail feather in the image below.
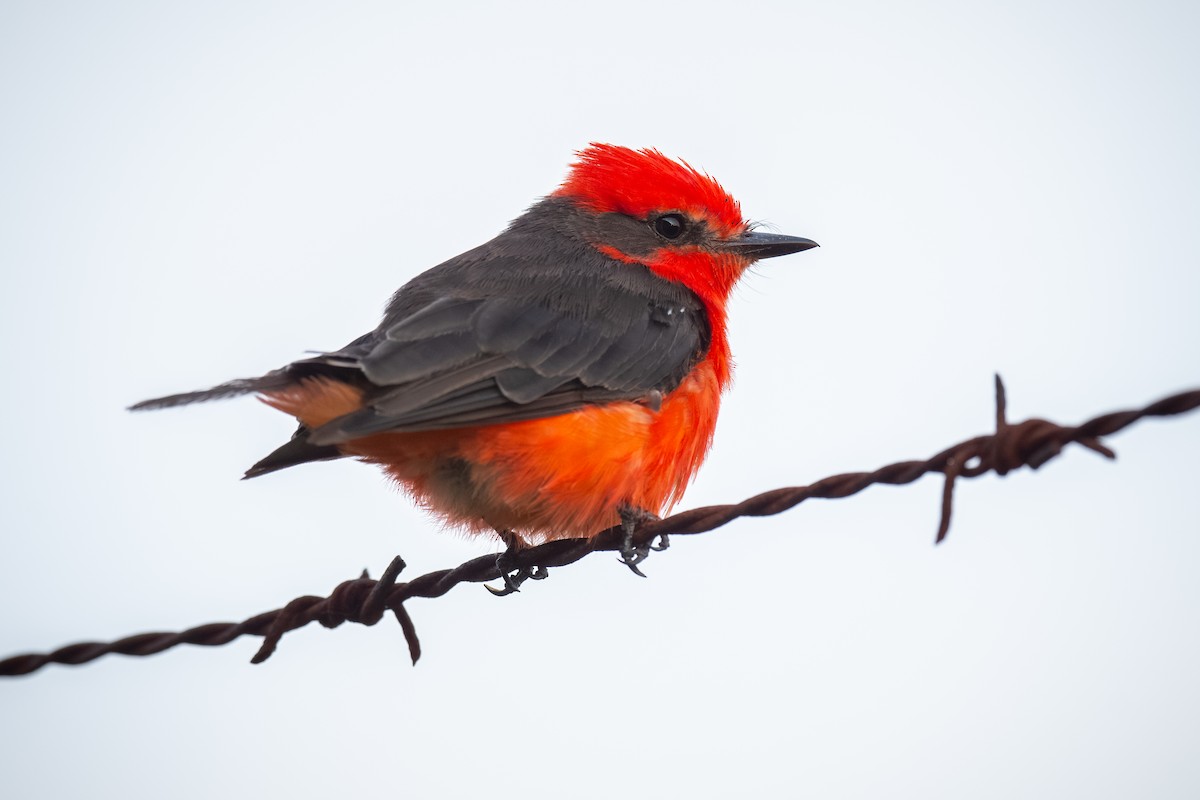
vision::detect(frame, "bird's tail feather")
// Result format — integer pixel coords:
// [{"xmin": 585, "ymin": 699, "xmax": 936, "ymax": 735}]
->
[
  {"xmin": 242, "ymin": 432, "xmax": 345, "ymax": 479},
  {"xmin": 128, "ymin": 370, "xmax": 295, "ymax": 411}
]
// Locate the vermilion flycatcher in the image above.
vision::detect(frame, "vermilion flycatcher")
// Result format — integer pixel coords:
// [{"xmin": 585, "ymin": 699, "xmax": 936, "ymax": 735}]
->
[{"xmin": 133, "ymin": 144, "xmax": 817, "ymax": 589}]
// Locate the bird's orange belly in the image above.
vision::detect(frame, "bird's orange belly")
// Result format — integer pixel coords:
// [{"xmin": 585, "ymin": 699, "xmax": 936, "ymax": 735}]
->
[{"xmin": 268, "ymin": 364, "xmax": 722, "ymax": 544}]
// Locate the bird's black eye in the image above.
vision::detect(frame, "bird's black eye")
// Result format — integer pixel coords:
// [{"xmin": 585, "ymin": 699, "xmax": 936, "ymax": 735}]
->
[{"xmin": 653, "ymin": 214, "xmax": 686, "ymax": 240}]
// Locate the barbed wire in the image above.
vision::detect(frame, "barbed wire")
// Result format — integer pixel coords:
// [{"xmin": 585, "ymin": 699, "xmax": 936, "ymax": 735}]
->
[{"xmin": 3, "ymin": 376, "xmax": 1198, "ymax": 678}]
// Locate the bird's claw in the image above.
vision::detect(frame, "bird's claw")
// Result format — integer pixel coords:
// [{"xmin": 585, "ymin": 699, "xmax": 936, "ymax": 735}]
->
[
  {"xmin": 618, "ymin": 538, "xmax": 651, "ymax": 577},
  {"xmin": 486, "ymin": 571, "xmax": 522, "ymax": 596},
  {"xmin": 650, "ymin": 533, "xmax": 670, "ymax": 552},
  {"xmin": 486, "ymin": 542, "xmax": 547, "ymax": 596},
  {"xmin": 617, "ymin": 505, "xmax": 661, "ymax": 577}
]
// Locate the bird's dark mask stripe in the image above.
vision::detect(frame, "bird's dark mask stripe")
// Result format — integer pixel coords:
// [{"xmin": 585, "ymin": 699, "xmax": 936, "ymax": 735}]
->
[{"xmin": 571, "ymin": 207, "xmax": 719, "ymax": 263}]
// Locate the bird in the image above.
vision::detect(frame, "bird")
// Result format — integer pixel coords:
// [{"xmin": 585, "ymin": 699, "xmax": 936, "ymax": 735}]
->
[{"xmin": 132, "ymin": 144, "xmax": 818, "ymax": 590}]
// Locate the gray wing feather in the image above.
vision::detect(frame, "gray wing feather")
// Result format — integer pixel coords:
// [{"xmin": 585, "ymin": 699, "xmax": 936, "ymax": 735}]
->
[{"xmin": 308, "ymin": 293, "xmax": 705, "ymax": 444}]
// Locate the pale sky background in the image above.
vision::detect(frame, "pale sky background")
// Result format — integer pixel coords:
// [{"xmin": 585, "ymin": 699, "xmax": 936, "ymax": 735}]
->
[{"xmin": 2, "ymin": 1, "xmax": 1198, "ymax": 798}]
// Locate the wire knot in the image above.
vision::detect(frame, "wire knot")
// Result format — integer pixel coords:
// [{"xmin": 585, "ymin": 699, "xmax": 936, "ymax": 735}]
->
[
  {"xmin": 251, "ymin": 557, "xmax": 421, "ymax": 666},
  {"xmin": 935, "ymin": 375, "xmax": 1117, "ymax": 544}
]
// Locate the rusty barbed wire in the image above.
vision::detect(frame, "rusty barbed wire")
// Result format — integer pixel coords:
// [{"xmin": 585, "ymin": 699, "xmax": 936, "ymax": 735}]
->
[{"xmin": 3, "ymin": 376, "xmax": 1198, "ymax": 677}]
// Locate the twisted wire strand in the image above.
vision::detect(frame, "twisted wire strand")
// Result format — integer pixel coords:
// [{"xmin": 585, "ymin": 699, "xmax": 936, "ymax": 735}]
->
[{"xmin": 3, "ymin": 377, "xmax": 1198, "ymax": 677}]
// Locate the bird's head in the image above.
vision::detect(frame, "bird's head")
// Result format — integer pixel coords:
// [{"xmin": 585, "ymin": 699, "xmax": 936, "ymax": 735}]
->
[{"xmin": 551, "ymin": 143, "xmax": 817, "ymax": 306}]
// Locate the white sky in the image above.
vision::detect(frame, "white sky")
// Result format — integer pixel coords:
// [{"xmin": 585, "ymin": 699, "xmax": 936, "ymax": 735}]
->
[{"xmin": 2, "ymin": 1, "xmax": 1198, "ymax": 798}]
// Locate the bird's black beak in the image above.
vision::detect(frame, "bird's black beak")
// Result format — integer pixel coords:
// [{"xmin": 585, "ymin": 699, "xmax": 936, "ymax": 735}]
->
[{"xmin": 722, "ymin": 231, "xmax": 819, "ymax": 260}]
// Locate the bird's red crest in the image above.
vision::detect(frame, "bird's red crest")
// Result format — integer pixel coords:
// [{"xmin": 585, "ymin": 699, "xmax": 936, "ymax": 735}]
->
[{"xmin": 553, "ymin": 144, "xmax": 746, "ymax": 237}]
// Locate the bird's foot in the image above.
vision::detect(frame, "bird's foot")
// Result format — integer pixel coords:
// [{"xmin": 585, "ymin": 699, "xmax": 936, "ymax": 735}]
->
[
  {"xmin": 617, "ymin": 506, "xmax": 662, "ymax": 577},
  {"xmin": 486, "ymin": 530, "xmax": 547, "ymax": 596}
]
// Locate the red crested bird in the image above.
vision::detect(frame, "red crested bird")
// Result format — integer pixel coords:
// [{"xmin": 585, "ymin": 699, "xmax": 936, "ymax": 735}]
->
[{"xmin": 132, "ymin": 144, "xmax": 817, "ymax": 589}]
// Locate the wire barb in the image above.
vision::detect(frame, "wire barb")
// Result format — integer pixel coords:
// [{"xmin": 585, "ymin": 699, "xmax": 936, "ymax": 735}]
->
[{"xmin": 2, "ymin": 378, "xmax": 1198, "ymax": 677}]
